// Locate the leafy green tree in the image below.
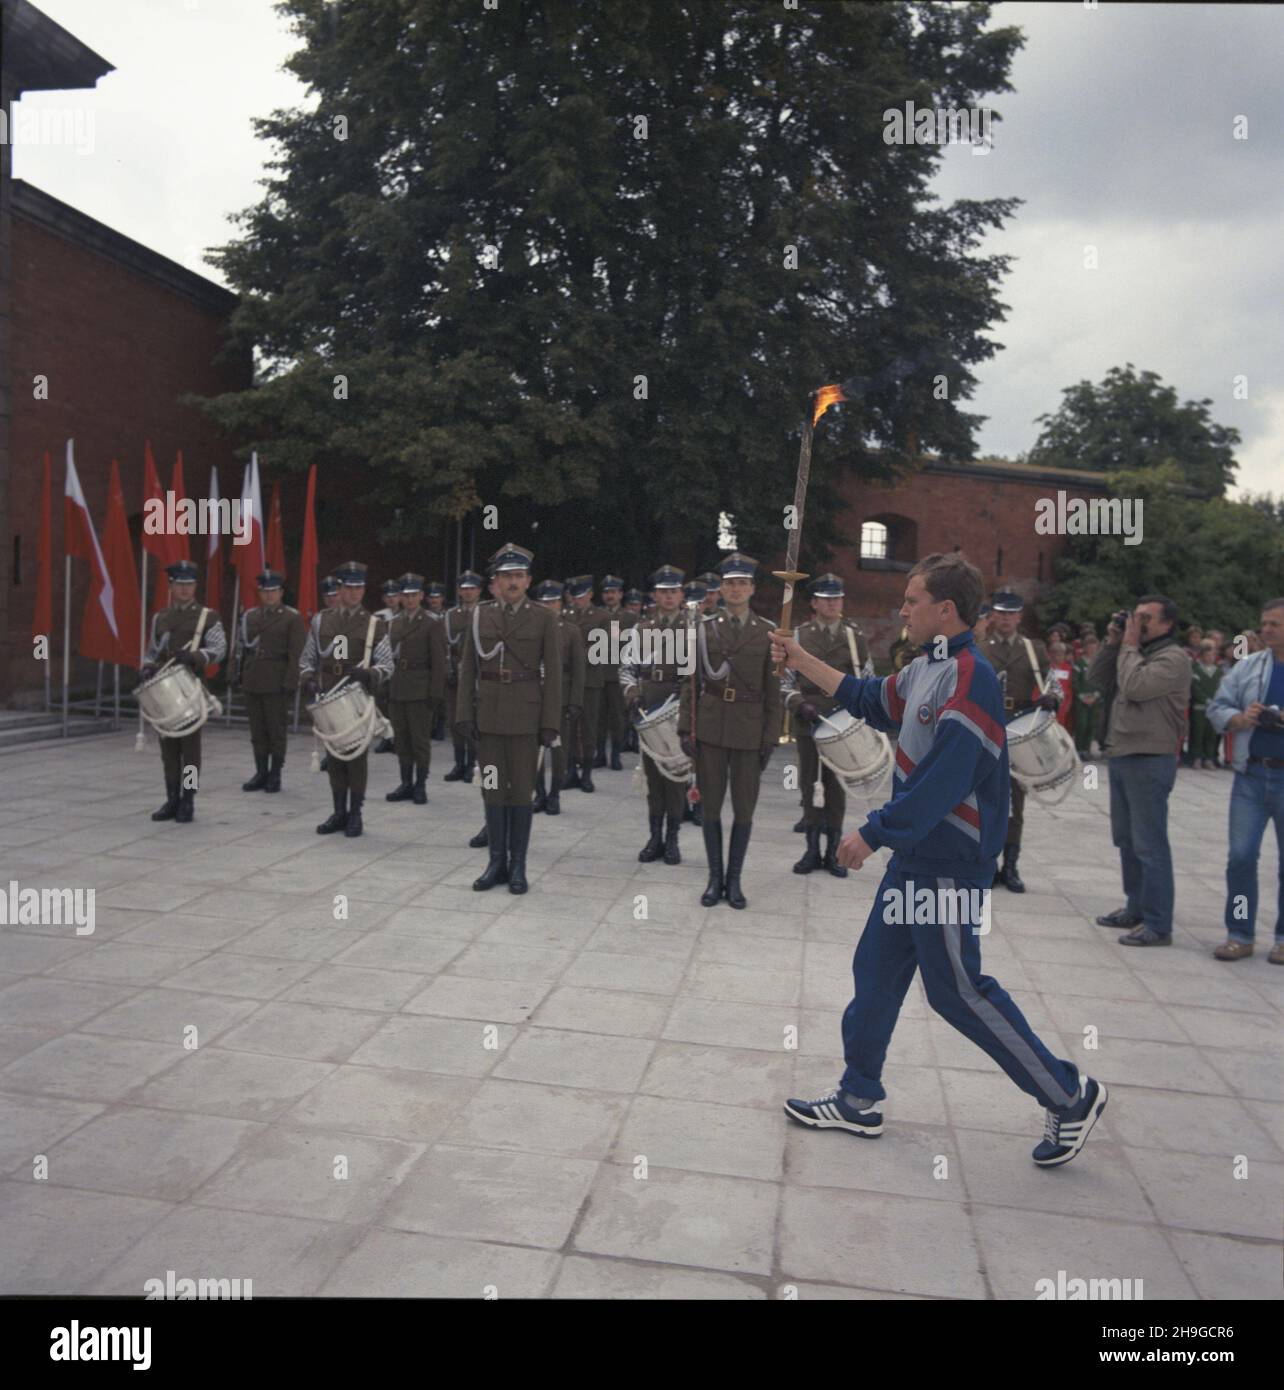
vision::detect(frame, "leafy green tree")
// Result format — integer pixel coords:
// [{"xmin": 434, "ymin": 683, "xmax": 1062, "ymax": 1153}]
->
[
  {"xmin": 1039, "ymin": 464, "xmax": 1284, "ymax": 637},
  {"xmin": 199, "ymin": 0, "xmax": 1024, "ymax": 579},
  {"xmin": 1025, "ymin": 364, "xmax": 1239, "ymax": 498}
]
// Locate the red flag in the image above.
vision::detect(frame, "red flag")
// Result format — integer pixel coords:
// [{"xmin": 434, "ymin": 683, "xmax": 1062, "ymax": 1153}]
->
[
  {"xmin": 266, "ymin": 480, "xmax": 286, "ymax": 581},
  {"xmin": 64, "ymin": 441, "xmax": 120, "ymax": 664},
  {"xmin": 142, "ymin": 439, "xmax": 179, "ymax": 616},
  {"xmin": 298, "ymin": 463, "xmax": 318, "ymax": 622},
  {"xmin": 32, "ymin": 452, "xmax": 53, "ymax": 639},
  {"xmin": 205, "ymin": 464, "xmax": 223, "ymax": 619},
  {"xmin": 170, "ymin": 451, "xmax": 191, "ymax": 563},
  {"xmin": 233, "ymin": 452, "xmax": 265, "ymax": 605},
  {"xmin": 101, "ymin": 459, "xmax": 142, "ymax": 668}
]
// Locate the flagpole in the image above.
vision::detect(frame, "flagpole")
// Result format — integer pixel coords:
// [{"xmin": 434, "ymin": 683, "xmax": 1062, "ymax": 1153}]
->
[
  {"xmin": 94, "ymin": 660, "xmax": 103, "ymax": 718},
  {"xmin": 136, "ymin": 549, "xmax": 148, "ymax": 750},
  {"xmin": 62, "ymin": 554, "xmax": 71, "ymax": 737},
  {"xmin": 113, "ymin": 663, "xmax": 120, "ymax": 731}
]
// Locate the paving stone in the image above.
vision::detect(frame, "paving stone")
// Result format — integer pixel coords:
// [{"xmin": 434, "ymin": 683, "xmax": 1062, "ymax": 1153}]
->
[{"xmin": 321, "ymin": 1229, "xmax": 559, "ymax": 1297}]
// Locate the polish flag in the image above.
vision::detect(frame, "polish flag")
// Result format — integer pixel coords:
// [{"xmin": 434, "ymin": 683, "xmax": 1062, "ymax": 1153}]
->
[
  {"xmin": 233, "ymin": 452, "xmax": 265, "ymax": 603},
  {"xmin": 142, "ymin": 439, "xmax": 181, "ymax": 616},
  {"xmin": 170, "ymin": 451, "xmax": 191, "ymax": 563},
  {"xmin": 64, "ymin": 440, "xmax": 119, "ymax": 663}
]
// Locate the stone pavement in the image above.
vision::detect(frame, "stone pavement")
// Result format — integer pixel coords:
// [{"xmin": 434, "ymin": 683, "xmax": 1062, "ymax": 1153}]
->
[{"xmin": 0, "ymin": 728, "xmax": 1280, "ymax": 1300}]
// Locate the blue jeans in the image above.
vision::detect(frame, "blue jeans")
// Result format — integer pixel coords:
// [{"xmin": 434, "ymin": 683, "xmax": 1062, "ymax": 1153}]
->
[
  {"xmin": 840, "ymin": 866, "xmax": 1080, "ymax": 1112},
  {"xmin": 1224, "ymin": 763, "xmax": 1284, "ymax": 943},
  {"xmin": 1108, "ymin": 754, "xmax": 1177, "ymax": 937}
]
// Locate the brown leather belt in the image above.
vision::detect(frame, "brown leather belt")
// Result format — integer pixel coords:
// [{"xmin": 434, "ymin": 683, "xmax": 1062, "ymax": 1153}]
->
[
  {"xmin": 1249, "ymin": 756, "xmax": 1284, "ymax": 769},
  {"xmin": 704, "ymin": 681, "xmax": 760, "ymax": 703},
  {"xmin": 481, "ymin": 669, "xmax": 538, "ymax": 683}
]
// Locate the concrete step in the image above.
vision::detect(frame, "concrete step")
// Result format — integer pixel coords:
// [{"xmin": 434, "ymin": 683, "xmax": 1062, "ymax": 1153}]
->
[{"xmin": 0, "ymin": 714, "xmax": 117, "ymax": 751}]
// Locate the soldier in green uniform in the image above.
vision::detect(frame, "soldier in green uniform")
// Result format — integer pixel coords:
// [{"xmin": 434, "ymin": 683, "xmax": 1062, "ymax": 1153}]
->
[
  {"xmin": 783, "ymin": 574, "xmax": 874, "ymax": 877},
  {"xmin": 533, "ymin": 579, "xmax": 585, "ymax": 816},
  {"xmin": 564, "ymin": 575, "xmax": 609, "ymax": 792},
  {"xmin": 679, "ymin": 553, "xmax": 781, "ymax": 909},
  {"xmin": 139, "ymin": 559, "xmax": 227, "ymax": 824},
  {"xmin": 621, "ymin": 589, "xmax": 645, "ymax": 751},
  {"xmin": 698, "ymin": 573, "xmax": 722, "ymax": 616},
  {"xmin": 372, "ymin": 579, "xmax": 401, "ymax": 754},
  {"xmin": 236, "ymin": 569, "xmax": 305, "ymax": 795},
  {"xmin": 443, "ymin": 570, "xmax": 484, "ymax": 782},
  {"xmin": 679, "ymin": 581, "xmax": 708, "ymax": 826},
  {"xmin": 1189, "ymin": 639, "xmax": 1223, "ymax": 768},
  {"xmin": 298, "ymin": 560, "xmax": 393, "ymax": 839},
  {"xmin": 456, "ymin": 544, "xmax": 562, "ymax": 894},
  {"xmin": 424, "ymin": 581, "xmax": 448, "ymax": 740},
  {"xmin": 384, "ymin": 574, "xmax": 448, "ymax": 806},
  {"xmin": 980, "ymin": 591, "xmax": 1062, "ymax": 892},
  {"xmin": 597, "ymin": 575, "xmax": 639, "ymax": 771},
  {"xmin": 622, "ymin": 565, "xmax": 692, "ymax": 865}
]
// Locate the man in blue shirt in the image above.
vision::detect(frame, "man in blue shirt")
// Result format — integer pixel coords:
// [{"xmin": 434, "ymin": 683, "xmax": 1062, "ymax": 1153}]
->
[
  {"xmin": 772, "ymin": 552, "xmax": 1106, "ymax": 1168},
  {"xmin": 1207, "ymin": 599, "xmax": 1284, "ymax": 963}
]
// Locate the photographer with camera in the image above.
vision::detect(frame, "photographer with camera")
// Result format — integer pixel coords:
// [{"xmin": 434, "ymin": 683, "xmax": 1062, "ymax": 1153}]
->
[
  {"xmin": 1206, "ymin": 599, "xmax": 1284, "ymax": 964},
  {"xmin": 1087, "ymin": 596, "xmax": 1190, "ymax": 947}
]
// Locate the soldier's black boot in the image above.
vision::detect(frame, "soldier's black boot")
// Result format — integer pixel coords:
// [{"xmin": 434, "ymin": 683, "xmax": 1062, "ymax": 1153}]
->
[
  {"xmin": 444, "ymin": 740, "xmax": 468, "ymax": 781},
  {"xmin": 638, "ymin": 814, "xmax": 664, "ymax": 862},
  {"xmin": 344, "ymin": 793, "xmax": 364, "ymax": 837},
  {"xmin": 593, "ymin": 741, "xmax": 607, "ymax": 769},
  {"xmin": 793, "ymin": 815, "xmax": 807, "ymax": 833},
  {"xmin": 793, "ymin": 825, "xmax": 823, "ymax": 874},
  {"xmin": 317, "ymin": 787, "xmax": 348, "ymax": 834},
  {"xmin": 386, "ymin": 761, "xmax": 415, "ymax": 801},
  {"xmin": 508, "ymin": 806, "xmax": 532, "ymax": 894},
  {"xmin": 412, "ymin": 767, "xmax": 428, "ymax": 805},
  {"xmin": 663, "ymin": 814, "xmax": 681, "ymax": 865},
  {"xmin": 532, "ymin": 763, "xmax": 548, "ymax": 814},
  {"xmin": 724, "ymin": 822, "xmax": 751, "ymax": 910},
  {"xmin": 823, "ymin": 825, "xmax": 848, "ymax": 878},
  {"xmin": 432, "ymin": 713, "xmax": 445, "ymax": 741},
  {"xmin": 580, "ymin": 764, "xmax": 596, "ymax": 793},
  {"xmin": 151, "ymin": 781, "xmax": 180, "ymax": 821},
  {"xmin": 700, "ymin": 820, "xmax": 725, "ymax": 907},
  {"xmin": 175, "ymin": 789, "xmax": 196, "ymax": 824},
  {"xmin": 545, "ymin": 780, "xmax": 561, "ymax": 815},
  {"xmin": 375, "ymin": 736, "xmax": 394, "ymax": 754},
  {"xmin": 462, "ymin": 752, "xmax": 476, "ymax": 784},
  {"xmin": 473, "ymin": 804, "xmax": 509, "ymax": 890},
  {"xmin": 562, "ymin": 759, "xmax": 581, "ymax": 790},
  {"xmin": 265, "ymin": 755, "xmax": 282, "ymax": 793},
  {"xmin": 319, "ymin": 754, "xmax": 331, "ymax": 773},
  {"xmin": 468, "ymin": 821, "xmax": 489, "ymax": 848},
  {"xmin": 690, "ymin": 797, "xmax": 703, "ymax": 828},
  {"xmin": 242, "ymin": 754, "xmax": 269, "ymax": 792},
  {"xmin": 609, "ymin": 738, "xmax": 623, "ymax": 771},
  {"xmin": 1001, "ymin": 843, "xmax": 1024, "ymax": 893}
]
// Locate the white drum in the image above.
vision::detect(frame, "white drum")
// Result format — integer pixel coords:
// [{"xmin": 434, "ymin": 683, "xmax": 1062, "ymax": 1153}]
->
[
  {"xmin": 636, "ymin": 695, "xmax": 691, "ymax": 783},
  {"xmin": 136, "ymin": 660, "xmax": 221, "ymax": 739},
  {"xmin": 308, "ymin": 678, "xmax": 391, "ymax": 761},
  {"xmin": 813, "ymin": 709, "xmax": 893, "ymax": 790},
  {"xmin": 1007, "ymin": 707, "xmax": 1078, "ymax": 800}
]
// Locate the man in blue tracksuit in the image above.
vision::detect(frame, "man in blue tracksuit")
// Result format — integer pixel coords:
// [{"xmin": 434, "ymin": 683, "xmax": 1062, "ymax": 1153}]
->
[{"xmin": 772, "ymin": 552, "xmax": 1107, "ymax": 1167}]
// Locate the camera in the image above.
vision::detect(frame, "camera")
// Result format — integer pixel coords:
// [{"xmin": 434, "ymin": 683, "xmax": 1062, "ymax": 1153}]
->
[
  {"xmin": 1110, "ymin": 610, "xmax": 1129, "ymax": 631},
  {"xmin": 1259, "ymin": 705, "xmax": 1282, "ymax": 732}
]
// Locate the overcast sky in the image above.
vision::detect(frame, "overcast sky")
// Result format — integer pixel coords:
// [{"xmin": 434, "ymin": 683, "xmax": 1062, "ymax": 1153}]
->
[{"xmin": 14, "ymin": 0, "xmax": 1282, "ymax": 497}]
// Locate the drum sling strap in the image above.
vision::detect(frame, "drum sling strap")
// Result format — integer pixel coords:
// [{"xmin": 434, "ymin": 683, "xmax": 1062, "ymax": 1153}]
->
[{"xmin": 1020, "ymin": 636, "xmax": 1046, "ymax": 696}]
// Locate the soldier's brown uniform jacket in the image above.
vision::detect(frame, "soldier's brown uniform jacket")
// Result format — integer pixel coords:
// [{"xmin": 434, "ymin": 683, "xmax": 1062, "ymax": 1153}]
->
[
  {"xmin": 456, "ymin": 598, "xmax": 562, "ymax": 734},
  {"xmin": 239, "ymin": 604, "xmax": 306, "ymax": 694},
  {"xmin": 558, "ymin": 617, "xmax": 587, "ymax": 711},
  {"xmin": 782, "ymin": 617, "xmax": 872, "ymax": 735},
  {"xmin": 301, "ymin": 605, "xmax": 392, "ymax": 694},
  {"xmin": 567, "ymin": 604, "xmax": 612, "ymax": 689},
  {"xmin": 982, "ymin": 632, "xmax": 1050, "ymax": 719},
  {"xmin": 598, "ymin": 605, "xmax": 640, "ymax": 678},
  {"xmin": 620, "ymin": 610, "xmax": 692, "ymax": 710},
  {"xmin": 679, "ymin": 609, "xmax": 781, "ymax": 751},
  {"xmin": 388, "ymin": 608, "xmax": 447, "ymax": 703}
]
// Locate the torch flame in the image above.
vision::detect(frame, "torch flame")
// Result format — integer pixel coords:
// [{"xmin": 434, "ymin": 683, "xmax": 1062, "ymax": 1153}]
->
[{"xmin": 812, "ymin": 383, "xmax": 845, "ymax": 427}]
